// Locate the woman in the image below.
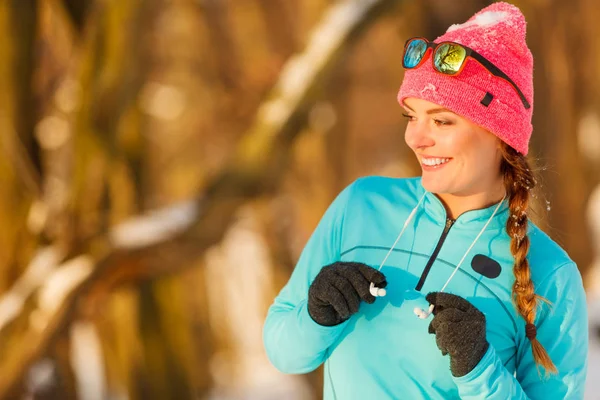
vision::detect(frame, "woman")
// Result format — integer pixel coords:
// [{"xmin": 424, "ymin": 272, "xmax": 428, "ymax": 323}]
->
[{"xmin": 263, "ymin": 3, "xmax": 588, "ymax": 399}]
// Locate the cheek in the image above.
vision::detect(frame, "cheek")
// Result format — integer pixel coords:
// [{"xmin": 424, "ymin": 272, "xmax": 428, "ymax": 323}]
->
[
  {"xmin": 438, "ymin": 131, "xmax": 467, "ymax": 155},
  {"xmin": 446, "ymin": 133, "xmax": 496, "ymax": 170},
  {"xmin": 465, "ymin": 139, "xmax": 501, "ymax": 173}
]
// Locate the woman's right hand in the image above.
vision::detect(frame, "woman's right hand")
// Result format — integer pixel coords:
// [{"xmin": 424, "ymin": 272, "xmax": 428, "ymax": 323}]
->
[{"xmin": 307, "ymin": 262, "xmax": 387, "ymax": 326}]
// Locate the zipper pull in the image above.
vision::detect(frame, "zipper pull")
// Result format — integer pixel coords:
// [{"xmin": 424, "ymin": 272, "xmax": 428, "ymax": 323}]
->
[{"xmin": 446, "ymin": 218, "xmax": 455, "ymax": 228}]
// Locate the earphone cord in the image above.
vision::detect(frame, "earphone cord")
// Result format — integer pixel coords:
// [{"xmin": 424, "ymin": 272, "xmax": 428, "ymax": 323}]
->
[
  {"xmin": 439, "ymin": 193, "xmax": 506, "ymax": 292},
  {"xmin": 328, "ymin": 193, "xmax": 426, "ymax": 400},
  {"xmin": 376, "ymin": 192, "xmax": 427, "ymax": 272},
  {"xmin": 377, "ymin": 192, "xmax": 506, "ymax": 294},
  {"xmin": 328, "ymin": 192, "xmax": 506, "ymax": 398}
]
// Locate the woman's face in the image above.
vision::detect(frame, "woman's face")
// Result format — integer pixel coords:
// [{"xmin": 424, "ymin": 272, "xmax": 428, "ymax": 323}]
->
[{"xmin": 403, "ymin": 97, "xmax": 503, "ymax": 197}]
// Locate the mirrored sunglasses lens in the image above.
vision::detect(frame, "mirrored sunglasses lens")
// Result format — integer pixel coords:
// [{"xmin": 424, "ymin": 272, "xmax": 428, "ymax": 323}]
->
[
  {"xmin": 434, "ymin": 43, "xmax": 467, "ymax": 74},
  {"xmin": 404, "ymin": 39, "xmax": 428, "ymax": 68}
]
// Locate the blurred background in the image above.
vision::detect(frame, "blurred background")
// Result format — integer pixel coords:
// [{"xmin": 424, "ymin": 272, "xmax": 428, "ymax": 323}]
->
[{"xmin": 0, "ymin": 0, "xmax": 599, "ymax": 399}]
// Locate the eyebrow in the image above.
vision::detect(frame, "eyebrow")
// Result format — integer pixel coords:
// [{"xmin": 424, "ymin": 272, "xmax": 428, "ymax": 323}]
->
[{"xmin": 403, "ymin": 103, "xmax": 455, "ymax": 115}]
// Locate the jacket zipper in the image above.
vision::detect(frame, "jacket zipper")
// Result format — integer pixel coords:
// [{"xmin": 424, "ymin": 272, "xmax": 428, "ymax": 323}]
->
[{"xmin": 415, "ymin": 217, "xmax": 455, "ymax": 291}]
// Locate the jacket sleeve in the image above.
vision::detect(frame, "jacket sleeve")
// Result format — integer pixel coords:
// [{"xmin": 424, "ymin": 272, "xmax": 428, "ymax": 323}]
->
[
  {"xmin": 262, "ymin": 181, "xmax": 357, "ymax": 374},
  {"xmin": 453, "ymin": 261, "xmax": 588, "ymax": 399}
]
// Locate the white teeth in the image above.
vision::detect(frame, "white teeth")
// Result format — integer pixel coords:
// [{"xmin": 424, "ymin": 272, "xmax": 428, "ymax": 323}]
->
[{"xmin": 422, "ymin": 157, "xmax": 450, "ymax": 166}]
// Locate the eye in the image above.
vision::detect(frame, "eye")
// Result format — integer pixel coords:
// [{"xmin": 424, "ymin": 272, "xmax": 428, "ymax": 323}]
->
[
  {"xmin": 433, "ymin": 119, "xmax": 451, "ymax": 126},
  {"xmin": 402, "ymin": 113, "xmax": 415, "ymax": 122}
]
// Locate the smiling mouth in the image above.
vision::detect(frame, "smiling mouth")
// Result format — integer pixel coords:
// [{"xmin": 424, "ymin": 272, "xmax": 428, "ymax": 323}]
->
[{"xmin": 421, "ymin": 157, "xmax": 452, "ymax": 167}]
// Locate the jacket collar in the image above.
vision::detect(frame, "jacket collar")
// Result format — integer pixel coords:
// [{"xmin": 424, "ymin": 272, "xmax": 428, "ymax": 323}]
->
[{"xmin": 415, "ymin": 178, "xmax": 509, "ymax": 231}]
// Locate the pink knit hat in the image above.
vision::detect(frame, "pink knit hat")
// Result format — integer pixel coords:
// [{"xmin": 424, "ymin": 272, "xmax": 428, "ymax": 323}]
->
[{"xmin": 397, "ymin": 2, "xmax": 533, "ymax": 155}]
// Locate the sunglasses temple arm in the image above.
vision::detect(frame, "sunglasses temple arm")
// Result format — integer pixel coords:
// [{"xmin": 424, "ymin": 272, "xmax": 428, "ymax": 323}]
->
[
  {"xmin": 504, "ymin": 75, "xmax": 531, "ymax": 109},
  {"xmin": 471, "ymin": 53, "xmax": 531, "ymax": 109}
]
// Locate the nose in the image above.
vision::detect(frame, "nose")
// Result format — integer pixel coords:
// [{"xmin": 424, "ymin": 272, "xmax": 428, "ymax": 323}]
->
[{"xmin": 404, "ymin": 120, "xmax": 435, "ymax": 151}]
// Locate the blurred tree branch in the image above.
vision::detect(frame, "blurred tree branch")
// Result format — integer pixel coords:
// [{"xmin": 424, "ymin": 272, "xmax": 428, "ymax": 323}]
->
[
  {"xmin": 199, "ymin": 0, "xmax": 241, "ymax": 91},
  {"xmin": 7, "ymin": 0, "xmax": 42, "ymax": 197},
  {"xmin": 256, "ymin": 0, "xmax": 299, "ymax": 60},
  {"xmin": 0, "ymin": 0, "xmax": 397, "ymax": 397},
  {"xmin": 61, "ymin": 0, "xmax": 94, "ymax": 32},
  {"xmin": 0, "ymin": 124, "xmax": 42, "ymax": 198}
]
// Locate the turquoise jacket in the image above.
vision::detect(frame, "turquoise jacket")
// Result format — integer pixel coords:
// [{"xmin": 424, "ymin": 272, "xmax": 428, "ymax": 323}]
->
[{"xmin": 263, "ymin": 176, "xmax": 588, "ymax": 399}]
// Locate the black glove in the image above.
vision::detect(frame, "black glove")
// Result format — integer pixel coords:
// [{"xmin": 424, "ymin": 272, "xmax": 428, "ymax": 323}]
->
[
  {"xmin": 426, "ymin": 292, "xmax": 489, "ymax": 377},
  {"xmin": 307, "ymin": 262, "xmax": 387, "ymax": 326}
]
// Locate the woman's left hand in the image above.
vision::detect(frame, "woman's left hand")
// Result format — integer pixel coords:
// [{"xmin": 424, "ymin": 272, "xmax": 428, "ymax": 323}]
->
[{"xmin": 426, "ymin": 292, "xmax": 489, "ymax": 377}]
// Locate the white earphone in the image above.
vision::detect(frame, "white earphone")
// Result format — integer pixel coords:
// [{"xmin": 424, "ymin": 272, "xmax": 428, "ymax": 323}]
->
[
  {"xmin": 369, "ymin": 282, "xmax": 387, "ymax": 297},
  {"xmin": 414, "ymin": 304, "xmax": 435, "ymax": 319},
  {"xmin": 371, "ymin": 191, "xmax": 506, "ymax": 320}
]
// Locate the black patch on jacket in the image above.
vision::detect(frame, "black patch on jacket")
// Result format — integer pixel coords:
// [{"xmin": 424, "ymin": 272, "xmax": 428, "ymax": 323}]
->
[{"xmin": 471, "ymin": 254, "xmax": 501, "ymax": 279}]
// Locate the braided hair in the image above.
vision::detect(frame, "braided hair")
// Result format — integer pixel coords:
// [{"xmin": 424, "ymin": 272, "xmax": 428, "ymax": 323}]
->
[{"xmin": 499, "ymin": 142, "xmax": 557, "ymax": 374}]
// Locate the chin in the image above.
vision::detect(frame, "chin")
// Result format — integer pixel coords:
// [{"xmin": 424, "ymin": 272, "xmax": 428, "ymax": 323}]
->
[{"xmin": 420, "ymin": 175, "xmax": 451, "ymax": 194}]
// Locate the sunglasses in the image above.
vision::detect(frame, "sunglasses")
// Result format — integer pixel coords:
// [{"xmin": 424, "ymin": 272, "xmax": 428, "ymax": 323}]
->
[{"xmin": 402, "ymin": 37, "xmax": 530, "ymax": 110}]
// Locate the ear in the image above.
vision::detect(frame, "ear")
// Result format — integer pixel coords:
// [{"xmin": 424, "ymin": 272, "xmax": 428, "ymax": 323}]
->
[{"xmin": 495, "ymin": 137, "xmax": 504, "ymax": 150}]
